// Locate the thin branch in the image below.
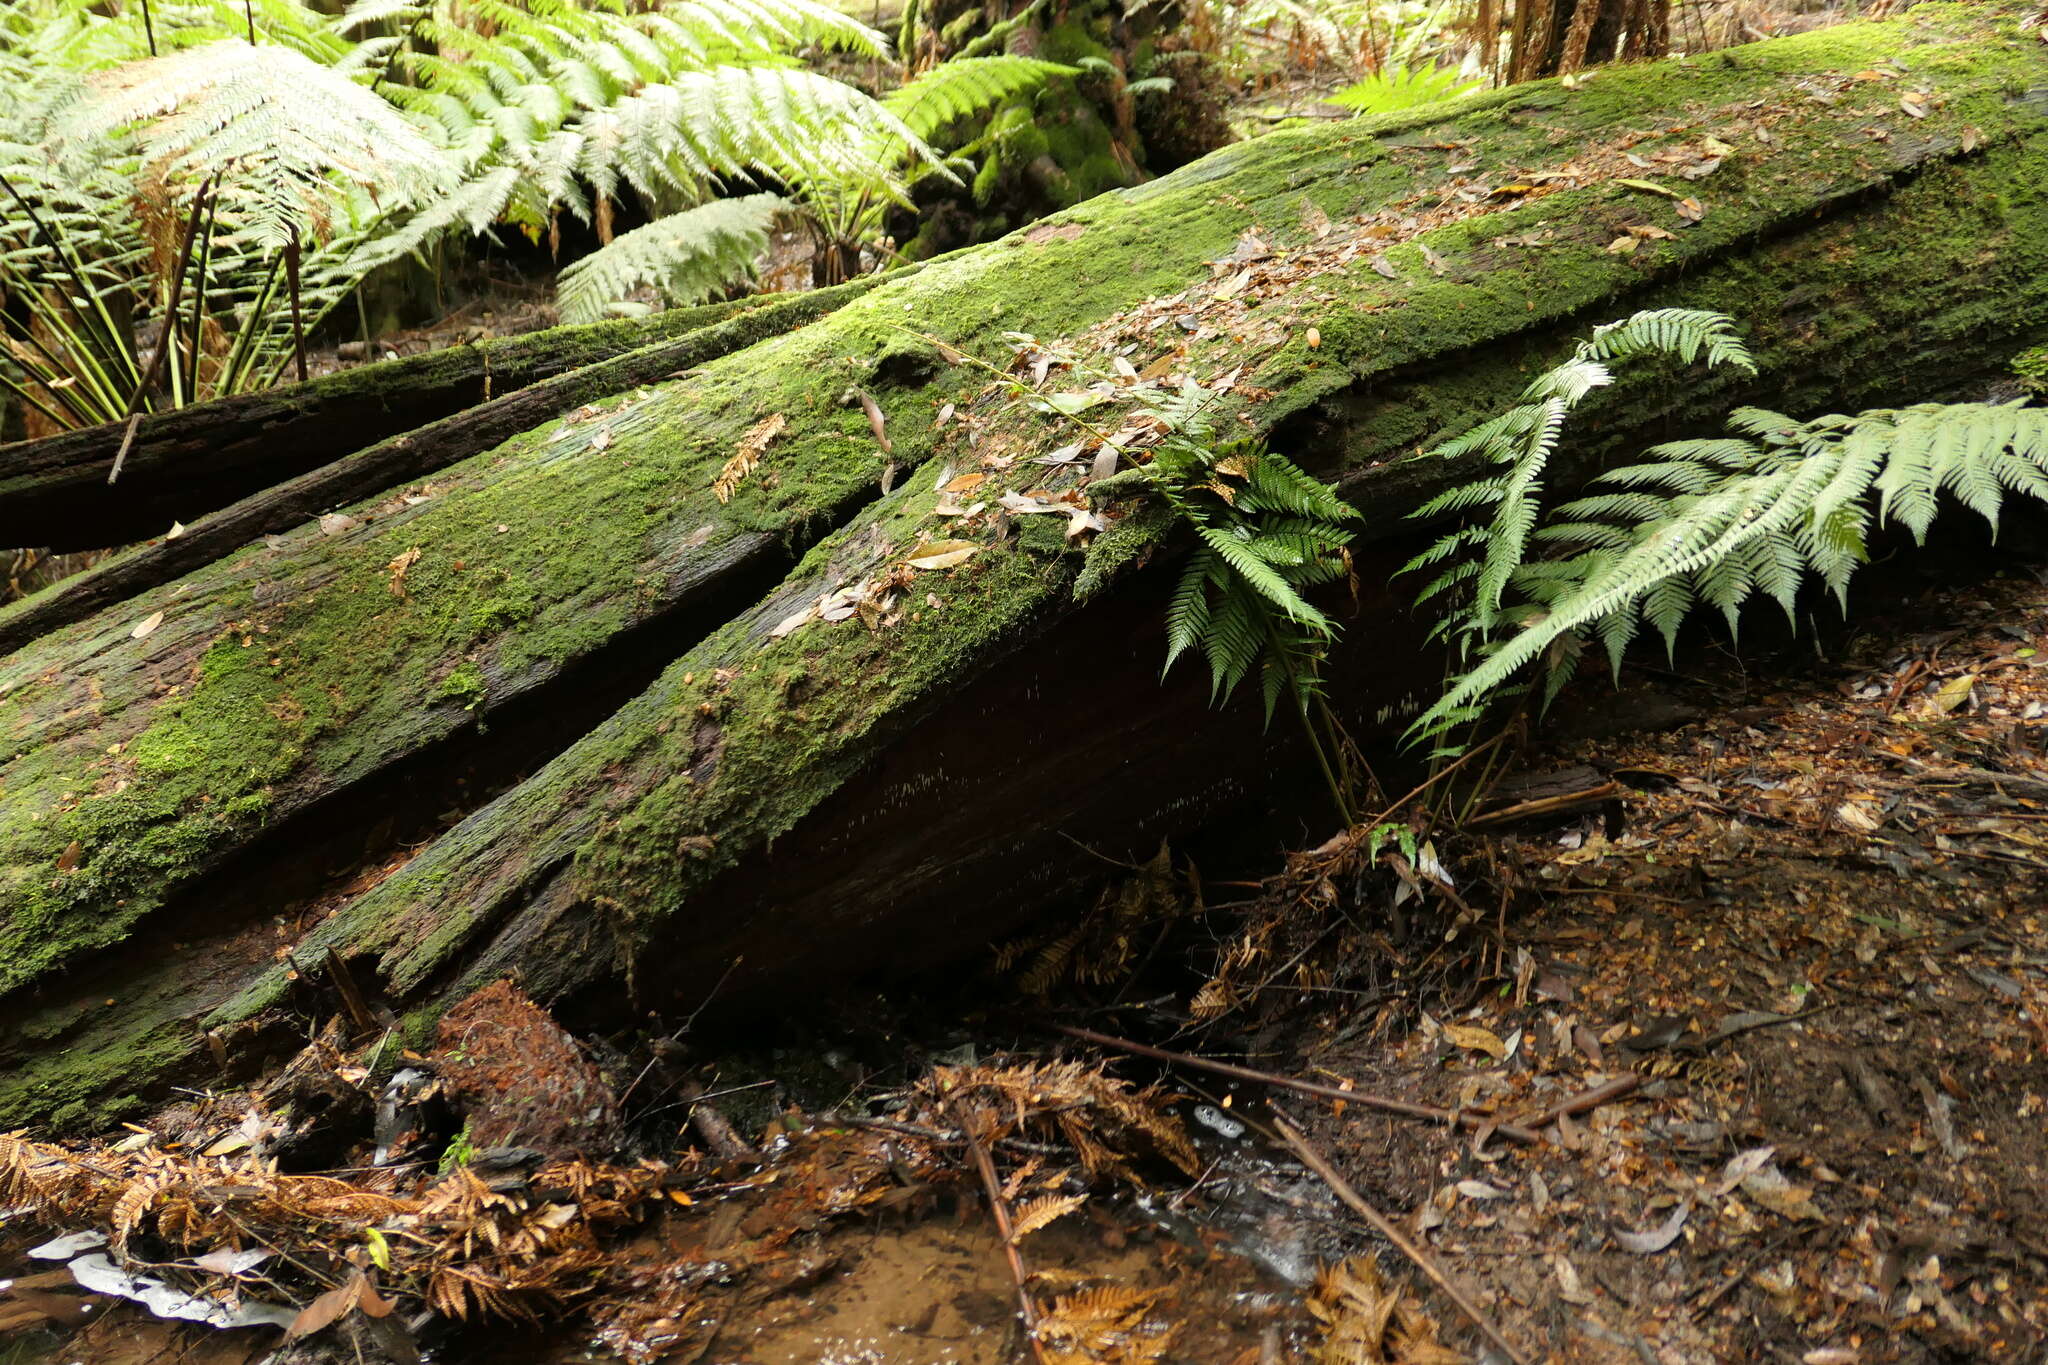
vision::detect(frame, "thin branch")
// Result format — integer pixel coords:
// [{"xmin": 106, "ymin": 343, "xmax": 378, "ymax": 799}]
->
[
  {"xmin": 948, "ymin": 1098, "xmax": 1049, "ymax": 1365},
  {"xmin": 285, "ymin": 225, "xmax": 307, "ymax": 384},
  {"xmin": 183, "ymin": 184, "xmax": 222, "ymax": 400},
  {"xmin": 139, "ymin": 0, "xmax": 158, "ymax": 55},
  {"xmin": 1515, "ymin": 1073, "xmax": 1641, "ymax": 1131},
  {"xmin": 111, "ymin": 178, "xmax": 213, "ymax": 484},
  {"xmin": 1052, "ymin": 1023, "xmax": 1544, "ymax": 1145},
  {"xmin": 1272, "ymin": 1111, "xmax": 1534, "ymax": 1365}
]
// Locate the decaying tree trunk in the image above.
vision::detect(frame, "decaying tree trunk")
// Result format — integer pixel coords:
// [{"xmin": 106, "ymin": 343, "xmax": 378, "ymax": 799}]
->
[
  {"xmin": 0, "ymin": 298, "xmax": 766, "ymax": 553},
  {"xmin": 3, "ymin": 9, "xmax": 2045, "ymax": 1129},
  {"xmin": 0, "ymin": 278, "xmax": 896, "ymax": 657}
]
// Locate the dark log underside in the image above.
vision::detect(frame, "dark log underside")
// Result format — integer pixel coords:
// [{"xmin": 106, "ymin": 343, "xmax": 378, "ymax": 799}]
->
[{"xmin": 2, "ymin": 8, "xmax": 2045, "ymax": 1130}]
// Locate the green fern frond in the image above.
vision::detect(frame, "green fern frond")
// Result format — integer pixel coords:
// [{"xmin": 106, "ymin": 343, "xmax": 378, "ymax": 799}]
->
[
  {"xmin": 882, "ymin": 55, "xmax": 1073, "ymax": 142},
  {"xmin": 1328, "ymin": 63, "xmax": 1479, "ymax": 115},
  {"xmin": 1412, "ymin": 394, "xmax": 2048, "ymax": 739},
  {"xmin": 1577, "ymin": 307, "xmax": 1752, "ymax": 371},
  {"xmin": 555, "ymin": 192, "xmax": 784, "ymax": 324},
  {"xmin": 54, "ymin": 41, "xmax": 451, "ymax": 250},
  {"xmin": 1163, "ymin": 549, "xmax": 1215, "ymax": 675}
]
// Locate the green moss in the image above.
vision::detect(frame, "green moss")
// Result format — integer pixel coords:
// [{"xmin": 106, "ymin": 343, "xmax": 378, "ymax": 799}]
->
[
  {"xmin": 438, "ymin": 661, "xmax": 488, "ymax": 711},
  {"xmin": 2015, "ymin": 344, "xmax": 2048, "ymax": 394}
]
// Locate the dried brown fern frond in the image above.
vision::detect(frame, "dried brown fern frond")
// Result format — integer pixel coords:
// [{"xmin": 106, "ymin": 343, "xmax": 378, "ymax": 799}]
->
[
  {"xmin": 1009, "ymin": 1192, "xmax": 1088, "ymax": 1241},
  {"xmin": 1309, "ymin": 1256, "xmax": 1464, "ymax": 1365},
  {"xmin": 1037, "ymin": 1282, "xmax": 1175, "ymax": 1365},
  {"xmin": 0, "ymin": 1122, "xmax": 676, "ymax": 1333},
  {"xmin": 924, "ymin": 1059, "xmax": 1200, "ymax": 1181},
  {"xmin": 713, "ymin": 411, "xmax": 788, "ymax": 503},
  {"xmin": 1002, "ymin": 842, "xmax": 1192, "ymax": 997}
]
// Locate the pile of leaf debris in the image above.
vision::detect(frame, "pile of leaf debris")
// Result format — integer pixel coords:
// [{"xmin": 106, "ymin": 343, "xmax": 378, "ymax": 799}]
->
[
  {"xmin": 1258, "ymin": 568, "xmax": 2048, "ymax": 1363},
  {"xmin": 0, "ymin": 978, "xmax": 1255, "ymax": 1364}
]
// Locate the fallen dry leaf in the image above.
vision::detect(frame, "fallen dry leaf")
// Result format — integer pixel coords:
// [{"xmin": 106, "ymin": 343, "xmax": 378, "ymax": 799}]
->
[
  {"xmin": 1613, "ymin": 1201, "xmax": 1690, "ymax": 1254},
  {"xmin": 769, "ymin": 604, "xmax": 814, "ymax": 639},
  {"xmin": 907, "ymin": 541, "xmax": 979, "ymax": 571},
  {"xmin": 130, "ymin": 610, "xmax": 164, "ymax": 640},
  {"xmin": 858, "ymin": 390, "xmax": 892, "ymax": 453},
  {"xmin": 386, "ymin": 546, "xmax": 422, "ymax": 599},
  {"xmin": 1442, "ymin": 1022, "xmax": 1508, "ymax": 1059},
  {"xmin": 1713, "ymin": 1145, "xmax": 1778, "ymax": 1196},
  {"xmin": 1933, "ymin": 674, "xmax": 1977, "ymax": 713}
]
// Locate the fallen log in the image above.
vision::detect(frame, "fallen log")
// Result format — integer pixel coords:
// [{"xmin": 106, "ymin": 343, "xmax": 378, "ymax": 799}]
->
[
  {"xmin": 4, "ymin": 8, "xmax": 2046, "ymax": 1129},
  {"xmin": 0, "ymin": 277, "xmax": 898, "ymax": 658},
  {"xmin": 0, "ymin": 297, "xmax": 764, "ymax": 553}
]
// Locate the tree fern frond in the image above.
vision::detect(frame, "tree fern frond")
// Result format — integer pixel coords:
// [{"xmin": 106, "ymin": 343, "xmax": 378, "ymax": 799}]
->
[
  {"xmin": 882, "ymin": 55, "xmax": 1073, "ymax": 141},
  {"xmin": 555, "ymin": 191, "xmax": 784, "ymax": 323},
  {"xmin": 55, "ymin": 41, "xmax": 451, "ymax": 250}
]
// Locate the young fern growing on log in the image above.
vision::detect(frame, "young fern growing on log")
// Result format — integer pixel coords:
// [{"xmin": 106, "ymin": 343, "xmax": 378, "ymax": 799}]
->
[
  {"xmin": 1407, "ymin": 308, "xmax": 2048, "ymax": 742},
  {"xmin": 933, "ymin": 330, "xmax": 1364, "ymax": 819},
  {"xmin": 1123, "ymin": 380, "xmax": 1363, "ymax": 819}
]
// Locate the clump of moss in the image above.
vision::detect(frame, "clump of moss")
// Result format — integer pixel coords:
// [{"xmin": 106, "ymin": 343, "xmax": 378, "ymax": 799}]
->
[
  {"xmin": 438, "ymin": 662, "xmax": 488, "ymax": 711},
  {"xmin": 2014, "ymin": 344, "xmax": 2048, "ymax": 395}
]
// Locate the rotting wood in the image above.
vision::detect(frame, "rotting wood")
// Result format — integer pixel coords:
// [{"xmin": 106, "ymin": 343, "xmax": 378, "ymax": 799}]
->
[
  {"xmin": 0, "ymin": 295, "xmax": 764, "ymax": 551},
  {"xmin": 0, "ymin": 277, "xmax": 895, "ymax": 657},
  {"xmin": 4, "ymin": 9, "xmax": 2048, "ymax": 1130}
]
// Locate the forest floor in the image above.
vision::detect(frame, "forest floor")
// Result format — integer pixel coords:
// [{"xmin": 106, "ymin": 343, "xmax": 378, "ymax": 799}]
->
[{"xmin": 3, "ymin": 557, "xmax": 2044, "ymax": 1364}]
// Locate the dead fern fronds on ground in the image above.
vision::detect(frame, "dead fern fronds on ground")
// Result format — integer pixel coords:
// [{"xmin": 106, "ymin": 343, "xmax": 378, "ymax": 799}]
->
[
  {"xmin": 1309, "ymin": 1256, "xmax": 1462, "ymax": 1365},
  {"xmin": 924, "ymin": 1059, "xmax": 1201, "ymax": 1183},
  {"xmin": 0, "ymin": 1126, "xmax": 677, "ymax": 1329},
  {"xmin": 997, "ymin": 842, "xmax": 1193, "ymax": 997},
  {"xmin": 1037, "ymin": 1283, "xmax": 1177, "ymax": 1365}
]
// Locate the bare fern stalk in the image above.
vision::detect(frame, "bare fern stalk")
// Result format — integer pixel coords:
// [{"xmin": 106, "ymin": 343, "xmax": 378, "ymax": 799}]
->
[{"xmin": 1406, "ymin": 308, "xmax": 2048, "ymax": 743}]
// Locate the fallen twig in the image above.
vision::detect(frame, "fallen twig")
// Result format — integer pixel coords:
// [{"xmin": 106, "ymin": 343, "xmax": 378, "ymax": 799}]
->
[
  {"xmin": 1515, "ymin": 1073, "xmax": 1642, "ymax": 1130},
  {"xmin": 948, "ymin": 1099, "xmax": 1049, "ymax": 1365},
  {"xmin": 1271, "ymin": 1111, "xmax": 1534, "ymax": 1365},
  {"xmin": 1466, "ymin": 780, "xmax": 1622, "ymax": 828},
  {"xmin": 1053, "ymin": 1024, "xmax": 1543, "ymax": 1145}
]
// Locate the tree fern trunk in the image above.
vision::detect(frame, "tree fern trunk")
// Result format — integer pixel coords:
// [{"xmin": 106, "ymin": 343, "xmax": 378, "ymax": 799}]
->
[{"xmin": 4, "ymin": 8, "xmax": 2046, "ymax": 1130}]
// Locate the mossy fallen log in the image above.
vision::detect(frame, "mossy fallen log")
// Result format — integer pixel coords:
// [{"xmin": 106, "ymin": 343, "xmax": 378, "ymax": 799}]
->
[
  {"xmin": 0, "ymin": 278, "xmax": 896, "ymax": 658},
  {"xmin": 0, "ymin": 298, "xmax": 771, "ymax": 554},
  {"xmin": 4, "ymin": 5, "xmax": 2046, "ymax": 1129}
]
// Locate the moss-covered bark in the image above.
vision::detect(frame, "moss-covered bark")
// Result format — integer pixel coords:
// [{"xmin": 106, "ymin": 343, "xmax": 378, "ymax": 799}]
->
[
  {"xmin": 4, "ymin": 4, "xmax": 2045, "ymax": 1128},
  {"xmin": 0, "ymin": 297, "xmax": 768, "ymax": 552},
  {"xmin": 0, "ymin": 277, "xmax": 905, "ymax": 658}
]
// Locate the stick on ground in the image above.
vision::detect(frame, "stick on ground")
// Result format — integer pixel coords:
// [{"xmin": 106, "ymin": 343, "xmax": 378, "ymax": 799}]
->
[
  {"xmin": 949, "ymin": 1098, "xmax": 1049, "ymax": 1365},
  {"xmin": 1271, "ymin": 1110, "xmax": 1534, "ymax": 1365},
  {"xmin": 1054, "ymin": 1023, "xmax": 1545, "ymax": 1145}
]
